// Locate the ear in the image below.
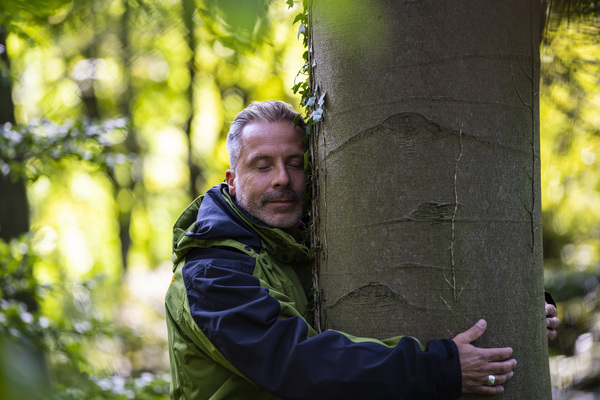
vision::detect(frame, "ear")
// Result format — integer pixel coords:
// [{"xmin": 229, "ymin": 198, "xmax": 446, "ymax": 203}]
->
[{"xmin": 225, "ymin": 169, "xmax": 236, "ymax": 197}]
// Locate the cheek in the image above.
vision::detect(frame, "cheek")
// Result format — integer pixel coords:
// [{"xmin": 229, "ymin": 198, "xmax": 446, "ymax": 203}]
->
[
  {"xmin": 292, "ymin": 172, "xmax": 307, "ymax": 191},
  {"xmin": 238, "ymin": 175, "xmax": 264, "ymax": 196}
]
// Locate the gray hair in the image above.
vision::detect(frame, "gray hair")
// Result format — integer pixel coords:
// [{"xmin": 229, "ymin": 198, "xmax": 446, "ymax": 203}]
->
[{"xmin": 226, "ymin": 100, "xmax": 306, "ymax": 169}]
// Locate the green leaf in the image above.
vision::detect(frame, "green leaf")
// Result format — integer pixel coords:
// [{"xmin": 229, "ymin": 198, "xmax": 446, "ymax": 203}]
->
[
  {"xmin": 298, "ymin": 23, "xmax": 306, "ymax": 39},
  {"xmin": 311, "ymin": 108, "xmax": 323, "ymax": 123},
  {"xmin": 318, "ymin": 91, "xmax": 327, "ymax": 107},
  {"xmin": 293, "ymin": 12, "xmax": 306, "ymax": 25}
]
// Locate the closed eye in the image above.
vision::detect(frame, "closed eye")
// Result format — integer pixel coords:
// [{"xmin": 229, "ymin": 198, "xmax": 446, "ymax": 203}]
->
[{"xmin": 287, "ymin": 156, "xmax": 304, "ymax": 170}]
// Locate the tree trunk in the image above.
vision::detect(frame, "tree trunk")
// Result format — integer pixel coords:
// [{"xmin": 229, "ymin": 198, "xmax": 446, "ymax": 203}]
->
[
  {"xmin": 115, "ymin": 0, "xmax": 138, "ymax": 270},
  {"xmin": 182, "ymin": 0, "xmax": 203, "ymax": 199},
  {"xmin": 311, "ymin": 0, "xmax": 550, "ymax": 398},
  {"xmin": 0, "ymin": 26, "xmax": 29, "ymax": 241}
]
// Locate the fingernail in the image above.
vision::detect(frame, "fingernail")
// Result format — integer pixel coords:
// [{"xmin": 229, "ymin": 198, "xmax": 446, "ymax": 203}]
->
[{"xmin": 476, "ymin": 319, "xmax": 486, "ymax": 328}]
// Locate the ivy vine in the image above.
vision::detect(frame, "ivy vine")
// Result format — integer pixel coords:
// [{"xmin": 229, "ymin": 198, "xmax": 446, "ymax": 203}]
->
[{"xmin": 289, "ymin": 0, "xmax": 325, "ymax": 332}]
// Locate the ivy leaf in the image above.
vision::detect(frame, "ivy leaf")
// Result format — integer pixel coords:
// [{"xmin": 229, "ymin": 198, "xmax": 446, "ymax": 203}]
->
[
  {"xmin": 293, "ymin": 12, "xmax": 305, "ymax": 25},
  {"xmin": 292, "ymin": 82, "xmax": 303, "ymax": 94},
  {"xmin": 286, "ymin": 0, "xmax": 294, "ymax": 7},
  {"xmin": 312, "ymin": 108, "xmax": 324, "ymax": 123},
  {"xmin": 293, "ymin": 114, "xmax": 303, "ymax": 128},
  {"xmin": 318, "ymin": 91, "xmax": 327, "ymax": 107},
  {"xmin": 298, "ymin": 23, "xmax": 306, "ymax": 39}
]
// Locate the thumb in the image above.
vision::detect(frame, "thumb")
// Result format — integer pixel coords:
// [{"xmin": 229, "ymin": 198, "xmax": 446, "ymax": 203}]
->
[{"xmin": 454, "ymin": 319, "xmax": 487, "ymax": 344}]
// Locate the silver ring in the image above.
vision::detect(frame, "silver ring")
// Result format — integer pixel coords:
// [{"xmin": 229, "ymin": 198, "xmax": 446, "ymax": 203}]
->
[{"xmin": 486, "ymin": 375, "xmax": 496, "ymax": 386}]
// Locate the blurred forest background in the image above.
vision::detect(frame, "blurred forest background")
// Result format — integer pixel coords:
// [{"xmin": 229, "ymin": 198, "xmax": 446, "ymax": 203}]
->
[{"xmin": 0, "ymin": 0, "xmax": 598, "ymax": 398}]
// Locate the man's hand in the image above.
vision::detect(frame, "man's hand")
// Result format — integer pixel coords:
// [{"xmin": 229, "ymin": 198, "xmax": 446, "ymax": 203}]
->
[
  {"xmin": 453, "ymin": 320, "xmax": 517, "ymax": 395},
  {"xmin": 546, "ymin": 302, "xmax": 559, "ymax": 340}
]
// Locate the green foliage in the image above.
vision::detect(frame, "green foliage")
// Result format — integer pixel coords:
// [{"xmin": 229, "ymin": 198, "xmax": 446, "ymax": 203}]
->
[
  {"xmin": 290, "ymin": 0, "xmax": 325, "ymax": 175},
  {"xmin": 0, "ymin": 234, "xmax": 170, "ymax": 399},
  {"xmin": 540, "ymin": 16, "xmax": 600, "ymax": 393},
  {"xmin": 543, "ymin": 0, "xmax": 600, "ymax": 46},
  {"xmin": 1, "ymin": 1, "xmax": 305, "ymax": 398},
  {"xmin": 541, "ymin": 17, "xmax": 600, "ymax": 302},
  {"xmin": 0, "ymin": 0, "xmax": 72, "ymax": 22},
  {"xmin": 200, "ymin": 0, "xmax": 271, "ymax": 45},
  {"xmin": 290, "ymin": 0, "xmax": 325, "ymax": 125},
  {"xmin": 0, "ymin": 234, "xmax": 45, "ymax": 347},
  {"xmin": 0, "ymin": 118, "xmax": 128, "ymax": 181}
]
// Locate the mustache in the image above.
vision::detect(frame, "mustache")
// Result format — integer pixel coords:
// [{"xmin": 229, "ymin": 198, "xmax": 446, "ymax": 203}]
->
[{"xmin": 260, "ymin": 188, "xmax": 302, "ymax": 204}]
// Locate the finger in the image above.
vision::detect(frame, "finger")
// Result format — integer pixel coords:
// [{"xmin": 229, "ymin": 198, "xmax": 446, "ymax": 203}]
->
[
  {"xmin": 465, "ymin": 372, "xmax": 514, "ymax": 395},
  {"xmin": 477, "ymin": 346, "xmax": 514, "ymax": 362},
  {"xmin": 476, "ymin": 358, "xmax": 517, "ymax": 378},
  {"xmin": 548, "ymin": 329, "xmax": 557, "ymax": 340},
  {"xmin": 463, "ymin": 380, "xmax": 505, "ymax": 395},
  {"xmin": 494, "ymin": 371, "xmax": 515, "ymax": 386},
  {"xmin": 463, "ymin": 355, "xmax": 516, "ymax": 383},
  {"xmin": 547, "ymin": 317, "xmax": 560, "ymax": 329},
  {"xmin": 488, "ymin": 358, "xmax": 518, "ymax": 375},
  {"xmin": 480, "ymin": 371, "xmax": 514, "ymax": 387},
  {"xmin": 454, "ymin": 319, "xmax": 487, "ymax": 344},
  {"xmin": 473, "ymin": 385, "xmax": 505, "ymax": 395},
  {"xmin": 474, "ymin": 375, "xmax": 510, "ymax": 395},
  {"xmin": 545, "ymin": 304, "xmax": 557, "ymax": 318}
]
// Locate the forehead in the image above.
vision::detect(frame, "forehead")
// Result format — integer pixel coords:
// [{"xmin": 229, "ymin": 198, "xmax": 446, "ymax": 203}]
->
[{"xmin": 239, "ymin": 120, "xmax": 306, "ymax": 154}]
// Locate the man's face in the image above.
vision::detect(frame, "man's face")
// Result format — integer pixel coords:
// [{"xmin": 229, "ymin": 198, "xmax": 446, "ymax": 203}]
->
[{"xmin": 226, "ymin": 120, "xmax": 306, "ymax": 233}]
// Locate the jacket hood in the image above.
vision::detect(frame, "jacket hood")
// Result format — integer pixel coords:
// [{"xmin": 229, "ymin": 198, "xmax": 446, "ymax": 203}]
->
[{"xmin": 172, "ymin": 183, "xmax": 310, "ymax": 268}]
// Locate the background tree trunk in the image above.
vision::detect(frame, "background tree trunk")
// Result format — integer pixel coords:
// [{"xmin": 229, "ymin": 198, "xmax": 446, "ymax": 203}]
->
[
  {"xmin": 115, "ymin": 0, "xmax": 138, "ymax": 271},
  {"xmin": 0, "ymin": 26, "xmax": 29, "ymax": 242},
  {"xmin": 311, "ymin": 0, "xmax": 550, "ymax": 398},
  {"xmin": 182, "ymin": 0, "xmax": 203, "ymax": 200}
]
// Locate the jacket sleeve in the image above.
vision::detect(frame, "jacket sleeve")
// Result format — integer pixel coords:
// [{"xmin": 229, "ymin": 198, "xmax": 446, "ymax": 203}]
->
[
  {"xmin": 182, "ymin": 248, "xmax": 462, "ymax": 400},
  {"xmin": 545, "ymin": 291, "xmax": 556, "ymax": 307}
]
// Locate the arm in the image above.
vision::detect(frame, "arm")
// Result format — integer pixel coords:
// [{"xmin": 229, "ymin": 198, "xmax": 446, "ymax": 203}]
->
[{"xmin": 183, "ymin": 248, "xmax": 461, "ymax": 400}]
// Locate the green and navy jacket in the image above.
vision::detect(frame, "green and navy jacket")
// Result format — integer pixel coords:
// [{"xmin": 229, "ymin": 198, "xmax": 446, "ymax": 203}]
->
[{"xmin": 165, "ymin": 183, "xmax": 461, "ymax": 399}]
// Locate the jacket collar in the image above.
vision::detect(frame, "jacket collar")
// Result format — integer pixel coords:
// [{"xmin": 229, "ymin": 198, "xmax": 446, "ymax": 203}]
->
[{"xmin": 172, "ymin": 183, "xmax": 310, "ymax": 267}]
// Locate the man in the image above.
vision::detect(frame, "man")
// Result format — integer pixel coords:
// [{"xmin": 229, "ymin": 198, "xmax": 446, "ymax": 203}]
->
[{"xmin": 165, "ymin": 100, "xmax": 558, "ymax": 399}]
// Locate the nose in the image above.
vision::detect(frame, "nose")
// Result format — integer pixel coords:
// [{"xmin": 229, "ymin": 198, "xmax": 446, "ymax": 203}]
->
[{"xmin": 272, "ymin": 163, "xmax": 291, "ymax": 188}]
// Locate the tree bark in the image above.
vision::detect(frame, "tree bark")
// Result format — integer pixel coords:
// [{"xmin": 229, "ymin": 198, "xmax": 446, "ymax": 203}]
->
[{"xmin": 311, "ymin": 0, "xmax": 550, "ymax": 398}]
